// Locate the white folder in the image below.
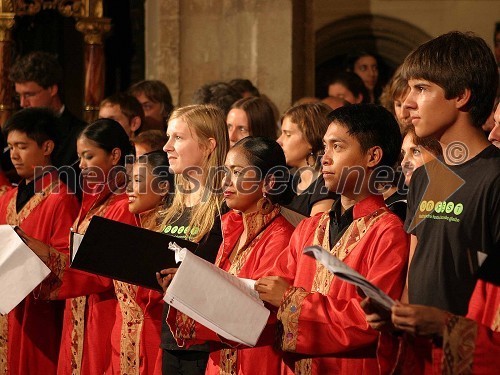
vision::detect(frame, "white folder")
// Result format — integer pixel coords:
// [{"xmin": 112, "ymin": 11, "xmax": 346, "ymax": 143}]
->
[
  {"xmin": 0, "ymin": 225, "xmax": 51, "ymax": 315},
  {"xmin": 164, "ymin": 251, "xmax": 270, "ymax": 347}
]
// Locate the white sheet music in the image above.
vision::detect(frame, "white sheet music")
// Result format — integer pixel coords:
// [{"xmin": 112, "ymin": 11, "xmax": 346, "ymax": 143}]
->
[
  {"xmin": 0, "ymin": 225, "xmax": 51, "ymax": 315},
  {"xmin": 304, "ymin": 245, "xmax": 395, "ymax": 310},
  {"xmin": 164, "ymin": 251, "xmax": 269, "ymax": 346}
]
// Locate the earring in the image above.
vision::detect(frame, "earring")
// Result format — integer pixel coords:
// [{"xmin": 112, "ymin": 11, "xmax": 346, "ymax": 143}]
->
[
  {"xmin": 257, "ymin": 192, "xmax": 273, "ymax": 215},
  {"xmin": 306, "ymin": 152, "xmax": 316, "ymax": 168}
]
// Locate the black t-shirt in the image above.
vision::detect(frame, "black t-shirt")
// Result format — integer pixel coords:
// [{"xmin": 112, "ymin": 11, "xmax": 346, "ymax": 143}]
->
[
  {"xmin": 160, "ymin": 205, "xmax": 224, "ymax": 353},
  {"xmin": 385, "ymin": 190, "xmax": 407, "ymax": 222},
  {"xmin": 285, "ymin": 173, "xmax": 337, "ymax": 216},
  {"xmin": 405, "ymin": 145, "xmax": 500, "ymax": 315}
]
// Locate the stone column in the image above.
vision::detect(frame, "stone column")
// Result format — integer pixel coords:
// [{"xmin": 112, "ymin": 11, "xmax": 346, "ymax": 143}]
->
[
  {"xmin": 0, "ymin": 13, "xmax": 15, "ymax": 126},
  {"xmin": 76, "ymin": 17, "xmax": 111, "ymax": 123}
]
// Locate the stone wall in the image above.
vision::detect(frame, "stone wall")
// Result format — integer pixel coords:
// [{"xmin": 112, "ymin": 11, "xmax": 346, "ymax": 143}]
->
[{"xmin": 145, "ymin": 0, "xmax": 499, "ymax": 113}]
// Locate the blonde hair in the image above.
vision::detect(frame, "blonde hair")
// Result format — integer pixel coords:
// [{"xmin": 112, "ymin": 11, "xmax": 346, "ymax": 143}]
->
[{"xmin": 160, "ymin": 104, "xmax": 229, "ymax": 242}]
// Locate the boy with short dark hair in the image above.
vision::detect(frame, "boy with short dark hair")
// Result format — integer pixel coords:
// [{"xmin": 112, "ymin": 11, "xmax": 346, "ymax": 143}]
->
[
  {"xmin": 401, "ymin": 31, "xmax": 500, "ymax": 315},
  {"xmin": 255, "ymin": 104, "xmax": 409, "ymax": 374},
  {"xmin": 362, "ymin": 31, "xmax": 500, "ymax": 374},
  {"xmin": 0, "ymin": 108, "xmax": 80, "ymax": 374},
  {"xmin": 99, "ymin": 92, "xmax": 145, "ymax": 138}
]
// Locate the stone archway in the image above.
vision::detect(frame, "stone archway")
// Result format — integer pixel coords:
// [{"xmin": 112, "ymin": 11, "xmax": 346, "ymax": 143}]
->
[{"xmin": 315, "ymin": 14, "xmax": 432, "ymax": 97}]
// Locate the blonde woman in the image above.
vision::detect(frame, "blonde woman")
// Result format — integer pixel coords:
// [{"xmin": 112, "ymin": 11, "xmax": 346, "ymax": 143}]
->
[{"xmin": 157, "ymin": 104, "xmax": 229, "ymax": 374}]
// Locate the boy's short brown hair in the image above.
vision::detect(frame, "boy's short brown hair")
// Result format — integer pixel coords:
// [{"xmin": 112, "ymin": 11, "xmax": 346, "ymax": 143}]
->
[{"xmin": 401, "ymin": 31, "xmax": 498, "ymax": 128}]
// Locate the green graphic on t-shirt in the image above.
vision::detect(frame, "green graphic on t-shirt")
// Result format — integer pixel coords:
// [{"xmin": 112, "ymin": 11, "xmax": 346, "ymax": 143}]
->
[
  {"xmin": 163, "ymin": 224, "xmax": 200, "ymax": 239},
  {"xmin": 418, "ymin": 200, "xmax": 464, "ymax": 223}
]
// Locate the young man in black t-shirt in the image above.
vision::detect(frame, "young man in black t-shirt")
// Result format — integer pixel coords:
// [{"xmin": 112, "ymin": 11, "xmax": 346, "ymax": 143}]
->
[
  {"xmin": 362, "ymin": 32, "xmax": 500, "ymax": 330},
  {"xmin": 400, "ymin": 32, "xmax": 500, "ymax": 316}
]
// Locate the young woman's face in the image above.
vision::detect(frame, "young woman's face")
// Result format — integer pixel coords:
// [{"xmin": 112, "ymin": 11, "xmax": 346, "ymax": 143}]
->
[
  {"xmin": 77, "ymin": 136, "xmax": 119, "ymax": 184},
  {"xmin": 163, "ymin": 117, "xmax": 208, "ymax": 175},
  {"xmin": 400, "ymin": 133, "xmax": 435, "ymax": 186},
  {"xmin": 353, "ymin": 55, "xmax": 378, "ymax": 91},
  {"xmin": 276, "ymin": 117, "xmax": 312, "ymax": 168},
  {"xmin": 394, "ymin": 92, "xmax": 411, "ymax": 128},
  {"xmin": 223, "ymin": 148, "xmax": 264, "ymax": 214},
  {"xmin": 328, "ymin": 83, "xmax": 362, "ymax": 104},
  {"xmin": 227, "ymin": 108, "xmax": 250, "ymax": 147},
  {"xmin": 127, "ymin": 162, "xmax": 166, "ymax": 214}
]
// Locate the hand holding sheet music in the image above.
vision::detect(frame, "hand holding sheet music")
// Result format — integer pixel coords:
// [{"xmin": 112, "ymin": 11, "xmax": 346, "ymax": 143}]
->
[
  {"xmin": 303, "ymin": 245, "xmax": 395, "ymax": 310},
  {"xmin": 0, "ymin": 225, "xmax": 51, "ymax": 314},
  {"xmin": 164, "ymin": 251, "xmax": 269, "ymax": 347}
]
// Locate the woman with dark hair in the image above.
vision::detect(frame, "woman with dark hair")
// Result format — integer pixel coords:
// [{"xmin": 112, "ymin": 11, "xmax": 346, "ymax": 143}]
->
[
  {"xmin": 328, "ymin": 71, "xmax": 369, "ymax": 104},
  {"xmin": 25, "ymin": 118, "xmax": 138, "ymax": 374},
  {"xmin": 159, "ymin": 136, "xmax": 294, "ymax": 375},
  {"xmin": 278, "ymin": 102, "xmax": 337, "ymax": 216},
  {"xmin": 344, "ymin": 51, "xmax": 381, "ymax": 103},
  {"xmin": 226, "ymin": 96, "xmax": 277, "ymax": 147},
  {"xmin": 104, "ymin": 150, "xmax": 175, "ymax": 375}
]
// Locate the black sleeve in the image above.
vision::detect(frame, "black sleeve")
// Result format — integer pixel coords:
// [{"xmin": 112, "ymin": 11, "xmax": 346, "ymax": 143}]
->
[
  {"xmin": 194, "ymin": 214, "xmax": 223, "ymax": 264},
  {"xmin": 487, "ymin": 173, "xmax": 500, "ymax": 253},
  {"xmin": 404, "ymin": 166, "xmax": 426, "ymax": 235}
]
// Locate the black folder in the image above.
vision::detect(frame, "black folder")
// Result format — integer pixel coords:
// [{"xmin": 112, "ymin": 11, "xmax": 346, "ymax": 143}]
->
[{"xmin": 70, "ymin": 216, "xmax": 198, "ymax": 291}]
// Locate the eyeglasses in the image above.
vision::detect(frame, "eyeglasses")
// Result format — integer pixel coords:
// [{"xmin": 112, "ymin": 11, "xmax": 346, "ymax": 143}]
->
[{"xmin": 15, "ymin": 90, "xmax": 44, "ymax": 101}]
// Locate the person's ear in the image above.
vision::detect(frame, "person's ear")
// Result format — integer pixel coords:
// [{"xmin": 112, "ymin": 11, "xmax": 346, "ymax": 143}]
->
[
  {"xmin": 110, "ymin": 147, "xmax": 122, "ymax": 165},
  {"xmin": 455, "ymin": 88, "xmax": 471, "ymax": 110},
  {"xmin": 42, "ymin": 140, "xmax": 55, "ymax": 156},
  {"xmin": 206, "ymin": 138, "xmax": 217, "ymax": 155},
  {"xmin": 262, "ymin": 174, "xmax": 275, "ymax": 194},
  {"xmin": 366, "ymin": 146, "xmax": 383, "ymax": 168},
  {"xmin": 130, "ymin": 116, "xmax": 141, "ymax": 134},
  {"xmin": 47, "ymin": 84, "xmax": 59, "ymax": 98}
]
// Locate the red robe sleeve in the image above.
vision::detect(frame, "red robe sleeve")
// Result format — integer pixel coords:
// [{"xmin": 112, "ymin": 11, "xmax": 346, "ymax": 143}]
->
[
  {"xmin": 440, "ymin": 281, "xmax": 500, "ymax": 374},
  {"xmin": 277, "ymin": 220, "xmax": 409, "ymax": 356},
  {"xmin": 37, "ymin": 187, "xmax": 80, "ymax": 297},
  {"xmin": 50, "ymin": 197, "xmax": 137, "ymax": 299}
]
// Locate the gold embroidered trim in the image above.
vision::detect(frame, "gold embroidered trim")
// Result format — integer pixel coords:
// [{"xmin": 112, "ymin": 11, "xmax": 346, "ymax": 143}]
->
[
  {"xmin": 277, "ymin": 287, "xmax": 309, "ymax": 352},
  {"xmin": 70, "ymin": 296, "xmax": 87, "ymax": 374},
  {"xmin": 114, "ymin": 280, "xmax": 142, "ymax": 375},
  {"xmin": 219, "ymin": 348, "xmax": 238, "ymax": 375},
  {"xmin": 311, "ymin": 209, "xmax": 389, "ymax": 295},
  {"xmin": 67, "ymin": 193, "xmax": 115, "ymax": 374},
  {"xmin": 0, "ymin": 185, "xmax": 9, "ymax": 198},
  {"xmin": 0, "ymin": 314, "xmax": 8, "ymax": 374},
  {"xmin": 491, "ymin": 305, "xmax": 500, "ymax": 332},
  {"xmin": 442, "ymin": 315, "xmax": 478, "ymax": 375},
  {"xmin": 173, "ymin": 311, "xmax": 197, "ymax": 347},
  {"xmin": 5, "ymin": 179, "xmax": 59, "ymax": 225},
  {"xmin": 294, "ymin": 358, "xmax": 312, "ymax": 375}
]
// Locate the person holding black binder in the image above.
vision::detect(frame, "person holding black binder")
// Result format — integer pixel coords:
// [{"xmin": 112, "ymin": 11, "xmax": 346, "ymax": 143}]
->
[
  {"xmin": 21, "ymin": 119, "xmax": 137, "ymax": 374},
  {"xmin": 106, "ymin": 150, "xmax": 174, "ymax": 375},
  {"xmin": 156, "ymin": 104, "xmax": 229, "ymax": 375}
]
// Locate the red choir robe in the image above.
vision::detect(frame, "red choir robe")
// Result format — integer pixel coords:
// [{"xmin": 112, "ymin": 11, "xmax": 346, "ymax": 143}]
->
[
  {"xmin": 167, "ymin": 207, "xmax": 295, "ymax": 375},
  {"xmin": 0, "ymin": 171, "xmax": 80, "ymax": 375},
  {"xmin": 0, "ymin": 170, "xmax": 10, "ymax": 196},
  {"xmin": 45, "ymin": 183, "xmax": 136, "ymax": 375},
  {"xmin": 383, "ymin": 280, "xmax": 500, "ymax": 375},
  {"xmin": 107, "ymin": 208, "xmax": 165, "ymax": 375},
  {"xmin": 271, "ymin": 194, "xmax": 409, "ymax": 374}
]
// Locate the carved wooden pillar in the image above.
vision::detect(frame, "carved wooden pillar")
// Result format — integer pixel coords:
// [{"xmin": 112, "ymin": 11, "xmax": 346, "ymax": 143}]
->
[
  {"xmin": 76, "ymin": 17, "xmax": 110, "ymax": 123},
  {"xmin": 0, "ymin": 12, "xmax": 15, "ymax": 126}
]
